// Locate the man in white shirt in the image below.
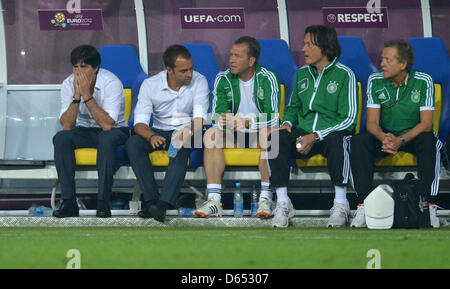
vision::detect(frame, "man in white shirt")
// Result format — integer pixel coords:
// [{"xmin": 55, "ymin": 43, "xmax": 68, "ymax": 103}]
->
[
  {"xmin": 126, "ymin": 45, "xmax": 209, "ymax": 222},
  {"xmin": 53, "ymin": 45, "xmax": 129, "ymax": 218},
  {"xmin": 194, "ymin": 36, "xmax": 281, "ymax": 219}
]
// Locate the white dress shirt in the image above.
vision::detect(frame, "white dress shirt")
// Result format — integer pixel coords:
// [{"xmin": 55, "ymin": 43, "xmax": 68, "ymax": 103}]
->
[
  {"xmin": 133, "ymin": 70, "xmax": 209, "ymax": 130},
  {"xmin": 59, "ymin": 68, "xmax": 127, "ymax": 128}
]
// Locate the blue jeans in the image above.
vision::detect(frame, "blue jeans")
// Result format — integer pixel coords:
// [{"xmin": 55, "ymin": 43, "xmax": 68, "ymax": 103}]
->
[{"xmin": 125, "ymin": 128, "xmax": 194, "ymax": 207}]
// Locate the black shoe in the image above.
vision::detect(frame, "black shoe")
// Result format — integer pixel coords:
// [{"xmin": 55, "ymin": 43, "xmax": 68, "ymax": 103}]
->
[
  {"xmin": 53, "ymin": 199, "xmax": 79, "ymax": 218},
  {"xmin": 137, "ymin": 200, "xmax": 158, "ymax": 219},
  {"xmin": 148, "ymin": 201, "xmax": 169, "ymax": 223},
  {"xmin": 96, "ymin": 200, "xmax": 111, "ymax": 218}
]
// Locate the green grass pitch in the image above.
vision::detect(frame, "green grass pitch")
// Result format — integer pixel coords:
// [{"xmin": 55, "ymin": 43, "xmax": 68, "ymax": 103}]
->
[{"xmin": 1, "ymin": 227, "xmax": 449, "ymax": 269}]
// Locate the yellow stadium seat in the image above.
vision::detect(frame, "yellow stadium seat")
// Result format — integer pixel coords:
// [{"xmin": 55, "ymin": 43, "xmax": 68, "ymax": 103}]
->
[
  {"xmin": 223, "ymin": 148, "xmax": 260, "ymax": 166},
  {"xmin": 148, "ymin": 149, "xmax": 190, "ymax": 166},
  {"xmin": 74, "ymin": 148, "xmax": 98, "ymax": 166},
  {"xmin": 74, "ymin": 88, "xmax": 132, "ymax": 166},
  {"xmin": 123, "ymin": 88, "xmax": 132, "ymax": 124},
  {"xmin": 375, "ymin": 83, "xmax": 441, "ymax": 166},
  {"xmin": 279, "ymin": 84, "xmax": 286, "ymax": 120},
  {"xmin": 149, "ymin": 150, "xmax": 170, "ymax": 165},
  {"xmin": 148, "ymin": 153, "xmax": 170, "ymax": 166}
]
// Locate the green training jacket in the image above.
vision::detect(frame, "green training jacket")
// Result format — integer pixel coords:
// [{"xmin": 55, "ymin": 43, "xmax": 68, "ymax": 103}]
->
[
  {"xmin": 282, "ymin": 58, "xmax": 358, "ymax": 140},
  {"xmin": 211, "ymin": 63, "xmax": 281, "ymax": 129}
]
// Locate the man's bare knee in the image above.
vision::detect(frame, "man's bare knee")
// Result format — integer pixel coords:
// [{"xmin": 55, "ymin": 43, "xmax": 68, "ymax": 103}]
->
[{"xmin": 204, "ymin": 127, "xmax": 224, "ymax": 149}]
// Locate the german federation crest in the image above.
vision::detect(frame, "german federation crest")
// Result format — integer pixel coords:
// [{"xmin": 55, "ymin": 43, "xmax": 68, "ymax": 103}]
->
[
  {"xmin": 257, "ymin": 87, "xmax": 264, "ymax": 100},
  {"xmin": 327, "ymin": 81, "xmax": 339, "ymax": 94},
  {"xmin": 411, "ymin": 90, "xmax": 420, "ymax": 103}
]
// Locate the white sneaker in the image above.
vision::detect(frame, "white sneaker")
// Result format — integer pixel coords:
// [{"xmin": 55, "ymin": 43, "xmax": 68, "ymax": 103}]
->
[
  {"xmin": 327, "ymin": 201, "xmax": 350, "ymax": 227},
  {"xmin": 350, "ymin": 204, "xmax": 367, "ymax": 228},
  {"xmin": 257, "ymin": 198, "xmax": 272, "ymax": 219},
  {"xmin": 194, "ymin": 199, "xmax": 223, "ymax": 218},
  {"xmin": 271, "ymin": 201, "xmax": 295, "ymax": 228},
  {"xmin": 429, "ymin": 203, "xmax": 440, "ymax": 228}
]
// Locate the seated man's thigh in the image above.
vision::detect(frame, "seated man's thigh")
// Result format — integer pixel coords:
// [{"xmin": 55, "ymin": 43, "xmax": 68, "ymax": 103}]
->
[
  {"xmin": 203, "ymin": 127, "xmax": 233, "ymax": 149},
  {"xmin": 98, "ymin": 127, "xmax": 129, "ymax": 148},
  {"xmin": 53, "ymin": 127, "xmax": 100, "ymax": 149}
]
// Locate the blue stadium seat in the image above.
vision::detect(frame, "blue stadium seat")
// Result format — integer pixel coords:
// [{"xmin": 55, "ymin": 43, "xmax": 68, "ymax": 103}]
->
[
  {"xmin": 338, "ymin": 36, "xmax": 377, "ymax": 88},
  {"xmin": 257, "ymin": 39, "xmax": 298, "ymax": 105},
  {"xmin": 99, "ymin": 45, "xmax": 146, "ymax": 88},
  {"xmin": 128, "ymin": 71, "xmax": 149, "ymax": 128},
  {"xmin": 408, "ymin": 37, "xmax": 450, "ymax": 142},
  {"xmin": 181, "ymin": 43, "xmax": 220, "ymax": 113},
  {"xmin": 338, "ymin": 36, "xmax": 378, "ymax": 134}
]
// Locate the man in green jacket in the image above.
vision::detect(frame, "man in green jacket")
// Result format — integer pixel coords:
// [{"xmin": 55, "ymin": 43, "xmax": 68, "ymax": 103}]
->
[
  {"xmin": 268, "ymin": 25, "xmax": 358, "ymax": 227},
  {"xmin": 350, "ymin": 40, "xmax": 443, "ymax": 228},
  {"xmin": 195, "ymin": 36, "xmax": 281, "ymax": 218}
]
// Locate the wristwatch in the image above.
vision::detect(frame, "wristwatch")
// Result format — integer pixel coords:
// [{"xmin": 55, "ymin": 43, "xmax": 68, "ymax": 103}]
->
[
  {"xmin": 313, "ymin": 132, "xmax": 320, "ymax": 142},
  {"xmin": 72, "ymin": 96, "xmax": 81, "ymax": 104},
  {"xmin": 400, "ymin": 135, "xmax": 406, "ymax": 146}
]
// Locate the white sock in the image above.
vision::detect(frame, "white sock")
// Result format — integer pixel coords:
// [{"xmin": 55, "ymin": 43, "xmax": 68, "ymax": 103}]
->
[
  {"xmin": 275, "ymin": 187, "xmax": 290, "ymax": 204},
  {"xmin": 207, "ymin": 184, "xmax": 222, "ymax": 203},
  {"xmin": 334, "ymin": 186, "xmax": 348, "ymax": 204},
  {"xmin": 260, "ymin": 182, "xmax": 273, "ymax": 201}
]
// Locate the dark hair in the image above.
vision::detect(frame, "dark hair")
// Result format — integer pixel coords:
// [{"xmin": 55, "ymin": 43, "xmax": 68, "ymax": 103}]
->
[
  {"xmin": 304, "ymin": 25, "xmax": 341, "ymax": 61},
  {"xmin": 163, "ymin": 45, "xmax": 192, "ymax": 69},
  {"xmin": 70, "ymin": 45, "xmax": 101, "ymax": 68},
  {"xmin": 384, "ymin": 40, "xmax": 414, "ymax": 71},
  {"xmin": 234, "ymin": 36, "xmax": 261, "ymax": 64}
]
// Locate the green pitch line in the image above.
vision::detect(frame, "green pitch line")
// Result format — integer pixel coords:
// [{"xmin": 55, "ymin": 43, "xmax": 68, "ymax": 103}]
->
[{"xmin": 0, "ymin": 227, "xmax": 449, "ymax": 269}]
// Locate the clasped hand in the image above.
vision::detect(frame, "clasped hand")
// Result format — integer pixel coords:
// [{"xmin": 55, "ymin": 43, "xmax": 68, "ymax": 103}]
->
[
  {"xmin": 381, "ymin": 133, "xmax": 401, "ymax": 154},
  {"xmin": 219, "ymin": 110, "xmax": 246, "ymax": 131}
]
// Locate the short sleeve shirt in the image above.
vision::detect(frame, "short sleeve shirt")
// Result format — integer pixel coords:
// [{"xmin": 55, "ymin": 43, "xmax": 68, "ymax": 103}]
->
[{"xmin": 366, "ymin": 70, "xmax": 434, "ymax": 136}]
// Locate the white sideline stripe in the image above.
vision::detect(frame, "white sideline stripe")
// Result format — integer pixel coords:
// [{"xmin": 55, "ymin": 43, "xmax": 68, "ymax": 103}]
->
[{"xmin": 1, "ymin": 209, "xmax": 449, "ymax": 217}]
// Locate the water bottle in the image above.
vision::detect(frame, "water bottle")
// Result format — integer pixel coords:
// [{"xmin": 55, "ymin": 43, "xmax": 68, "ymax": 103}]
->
[
  {"xmin": 251, "ymin": 184, "xmax": 259, "ymax": 217},
  {"xmin": 296, "ymin": 139, "xmax": 304, "ymax": 149},
  {"xmin": 178, "ymin": 207, "xmax": 195, "ymax": 217},
  {"xmin": 168, "ymin": 140, "xmax": 179, "ymax": 158},
  {"xmin": 28, "ymin": 206, "xmax": 53, "ymax": 217},
  {"xmin": 233, "ymin": 181, "xmax": 244, "ymax": 218}
]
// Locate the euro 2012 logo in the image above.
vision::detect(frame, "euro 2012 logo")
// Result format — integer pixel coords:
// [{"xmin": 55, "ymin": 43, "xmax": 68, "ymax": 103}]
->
[{"xmin": 50, "ymin": 12, "xmax": 67, "ymax": 28}]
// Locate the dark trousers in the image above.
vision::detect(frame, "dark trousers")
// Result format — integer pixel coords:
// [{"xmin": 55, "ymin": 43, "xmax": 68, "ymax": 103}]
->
[
  {"xmin": 125, "ymin": 128, "xmax": 194, "ymax": 207},
  {"xmin": 53, "ymin": 126, "xmax": 130, "ymax": 201},
  {"xmin": 269, "ymin": 129, "xmax": 352, "ymax": 187},
  {"xmin": 350, "ymin": 131, "xmax": 442, "ymax": 203}
]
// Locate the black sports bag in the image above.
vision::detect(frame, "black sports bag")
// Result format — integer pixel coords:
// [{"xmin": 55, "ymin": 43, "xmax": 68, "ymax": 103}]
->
[{"xmin": 393, "ymin": 173, "xmax": 431, "ymax": 229}]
